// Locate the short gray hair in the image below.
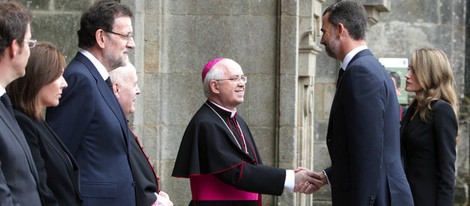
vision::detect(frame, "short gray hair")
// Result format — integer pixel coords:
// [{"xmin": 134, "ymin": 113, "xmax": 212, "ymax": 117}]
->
[
  {"xmin": 202, "ymin": 65, "xmax": 224, "ymax": 98},
  {"xmin": 109, "ymin": 62, "xmax": 135, "ymax": 85}
]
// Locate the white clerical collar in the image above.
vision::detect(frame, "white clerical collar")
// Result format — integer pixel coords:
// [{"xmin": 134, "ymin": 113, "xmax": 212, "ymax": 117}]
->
[
  {"xmin": 341, "ymin": 45, "xmax": 368, "ymax": 71},
  {"xmin": 79, "ymin": 49, "xmax": 109, "ymax": 81},
  {"xmin": 209, "ymin": 100, "xmax": 237, "ymax": 118}
]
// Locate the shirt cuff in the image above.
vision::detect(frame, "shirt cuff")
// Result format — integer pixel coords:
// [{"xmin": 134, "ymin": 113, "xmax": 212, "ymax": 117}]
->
[
  {"xmin": 284, "ymin": 170, "xmax": 295, "ymax": 192},
  {"xmin": 322, "ymin": 170, "xmax": 331, "ymax": 191}
]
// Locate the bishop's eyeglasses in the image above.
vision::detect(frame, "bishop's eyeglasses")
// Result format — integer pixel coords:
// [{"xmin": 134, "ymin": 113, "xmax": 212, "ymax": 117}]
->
[{"xmin": 215, "ymin": 75, "xmax": 247, "ymax": 84}]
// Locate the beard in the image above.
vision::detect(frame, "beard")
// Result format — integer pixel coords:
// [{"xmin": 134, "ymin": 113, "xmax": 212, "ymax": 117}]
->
[
  {"xmin": 102, "ymin": 43, "xmax": 128, "ymax": 71},
  {"xmin": 106, "ymin": 52, "xmax": 127, "ymax": 71},
  {"xmin": 325, "ymin": 46, "xmax": 337, "ymax": 59},
  {"xmin": 324, "ymin": 38, "xmax": 340, "ymax": 59}
]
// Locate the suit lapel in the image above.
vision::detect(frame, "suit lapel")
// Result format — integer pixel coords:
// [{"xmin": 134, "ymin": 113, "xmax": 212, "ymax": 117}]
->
[
  {"xmin": 42, "ymin": 121, "xmax": 80, "ymax": 184},
  {"xmin": 0, "ymin": 105, "xmax": 40, "ymax": 182},
  {"xmin": 74, "ymin": 53, "xmax": 131, "ymax": 150},
  {"xmin": 328, "ymin": 49, "xmax": 374, "ymax": 143},
  {"xmin": 336, "ymin": 49, "xmax": 373, "ymax": 90}
]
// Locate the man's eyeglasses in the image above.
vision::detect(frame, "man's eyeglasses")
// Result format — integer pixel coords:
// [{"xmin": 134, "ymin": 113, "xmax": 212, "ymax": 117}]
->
[
  {"xmin": 27, "ymin": 39, "xmax": 37, "ymax": 48},
  {"xmin": 104, "ymin": 30, "xmax": 134, "ymax": 41},
  {"xmin": 215, "ymin": 75, "xmax": 248, "ymax": 84}
]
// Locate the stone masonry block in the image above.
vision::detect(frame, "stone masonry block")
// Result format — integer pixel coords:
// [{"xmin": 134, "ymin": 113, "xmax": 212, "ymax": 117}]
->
[
  {"xmin": 31, "ymin": 12, "xmax": 81, "ymax": 63},
  {"xmin": 250, "ymin": 126, "xmax": 276, "ymax": 163}
]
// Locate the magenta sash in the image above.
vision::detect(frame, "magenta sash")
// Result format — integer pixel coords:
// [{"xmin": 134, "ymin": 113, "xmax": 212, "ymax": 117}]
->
[{"xmin": 190, "ymin": 174, "xmax": 259, "ymax": 200}]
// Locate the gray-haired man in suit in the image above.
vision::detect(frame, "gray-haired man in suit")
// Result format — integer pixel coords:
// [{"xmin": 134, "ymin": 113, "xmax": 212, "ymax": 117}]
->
[{"xmin": 109, "ymin": 62, "xmax": 173, "ymax": 206}]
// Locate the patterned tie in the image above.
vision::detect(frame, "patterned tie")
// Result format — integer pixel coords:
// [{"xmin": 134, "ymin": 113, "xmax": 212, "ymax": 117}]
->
[{"xmin": 1, "ymin": 94, "xmax": 14, "ymax": 117}]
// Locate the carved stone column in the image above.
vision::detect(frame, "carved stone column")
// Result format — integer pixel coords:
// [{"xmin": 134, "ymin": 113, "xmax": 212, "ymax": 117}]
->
[
  {"xmin": 296, "ymin": 0, "xmax": 323, "ymax": 205},
  {"xmin": 359, "ymin": 0, "xmax": 391, "ymax": 26}
]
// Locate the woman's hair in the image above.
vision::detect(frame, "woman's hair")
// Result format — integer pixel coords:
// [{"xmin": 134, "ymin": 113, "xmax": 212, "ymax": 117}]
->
[
  {"xmin": 409, "ymin": 48, "xmax": 458, "ymax": 122},
  {"xmin": 7, "ymin": 41, "xmax": 65, "ymax": 120}
]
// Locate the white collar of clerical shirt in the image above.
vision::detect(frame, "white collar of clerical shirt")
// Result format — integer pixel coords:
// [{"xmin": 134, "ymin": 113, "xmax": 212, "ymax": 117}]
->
[{"xmin": 209, "ymin": 100, "xmax": 237, "ymax": 118}]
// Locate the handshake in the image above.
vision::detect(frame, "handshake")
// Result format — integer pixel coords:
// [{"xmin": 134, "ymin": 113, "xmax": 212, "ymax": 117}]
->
[{"xmin": 293, "ymin": 167, "xmax": 328, "ymax": 194}]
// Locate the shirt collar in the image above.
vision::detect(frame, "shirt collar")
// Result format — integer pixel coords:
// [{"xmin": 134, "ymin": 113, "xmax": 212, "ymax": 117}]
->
[
  {"xmin": 0, "ymin": 86, "xmax": 5, "ymax": 97},
  {"xmin": 79, "ymin": 49, "xmax": 109, "ymax": 81},
  {"xmin": 341, "ymin": 45, "xmax": 368, "ymax": 71},
  {"xmin": 209, "ymin": 100, "xmax": 237, "ymax": 118}
]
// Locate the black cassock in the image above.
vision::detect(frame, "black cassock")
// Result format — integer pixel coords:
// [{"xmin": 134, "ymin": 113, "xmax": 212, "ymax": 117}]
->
[{"xmin": 172, "ymin": 100, "xmax": 286, "ymax": 206}]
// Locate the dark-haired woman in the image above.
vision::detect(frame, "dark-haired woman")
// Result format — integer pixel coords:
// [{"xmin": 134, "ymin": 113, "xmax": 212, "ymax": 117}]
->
[{"xmin": 7, "ymin": 41, "xmax": 82, "ymax": 205}]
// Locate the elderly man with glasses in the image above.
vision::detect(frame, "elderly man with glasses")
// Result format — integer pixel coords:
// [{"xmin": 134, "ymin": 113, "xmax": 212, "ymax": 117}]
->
[{"xmin": 172, "ymin": 58, "xmax": 321, "ymax": 206}]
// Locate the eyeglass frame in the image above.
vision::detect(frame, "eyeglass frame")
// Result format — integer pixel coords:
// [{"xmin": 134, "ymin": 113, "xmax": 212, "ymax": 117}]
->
[
  {"xmin": 27, "ymin": 39, "xmax": 37, "ymax": 48},
  {"xmin": 104, "ymin": 30, "xmax": 134, "ymax": 41},
  {"xmin": 215, "ymin": 75, "xmax": 247, "ymax": 84}
]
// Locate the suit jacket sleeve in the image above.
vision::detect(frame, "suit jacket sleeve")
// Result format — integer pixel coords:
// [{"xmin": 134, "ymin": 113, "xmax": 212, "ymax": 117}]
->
[
  {"xmin": 46, "ymin": 71, "xmax": 95, "ymax": 154},
  {"xmin": 432, "ymin": 101, "xmax": 457, "ymax": 206},
  {"xmin": 173, "ymin": 105, "xmax": 287, "ymax": 196},
  {"xmin": 215, "ymin": 163, "xmax": 286, "ymax": 195},
  {"xmin": 15, "ymin": 112, "xmax": 59, "ymax": 206},
  {"xmin": 0, "ymin": 161, "xmax": 14, "ymax": 206},
  {"xmin": 342, "ymin": 64, "xmax": 385, "ymax": 203}
]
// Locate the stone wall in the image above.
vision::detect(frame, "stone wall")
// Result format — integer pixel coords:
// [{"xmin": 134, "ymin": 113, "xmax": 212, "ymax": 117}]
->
[{"xmin": 18, "ymin": 0, "xmax": 469, "ymax": 205}]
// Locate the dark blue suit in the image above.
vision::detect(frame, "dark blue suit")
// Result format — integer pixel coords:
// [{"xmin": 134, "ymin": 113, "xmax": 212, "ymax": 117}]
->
[
  {"xmin": 325, "ymin": 49, "xmax": 414, "ymax": 206},
  {"xmin": 0, "ymin": 95, "xmax": 42, "ymax": 206},
  {"xmin": 46, "ymin": 52, "xmax": 135, "ymax": 206}
]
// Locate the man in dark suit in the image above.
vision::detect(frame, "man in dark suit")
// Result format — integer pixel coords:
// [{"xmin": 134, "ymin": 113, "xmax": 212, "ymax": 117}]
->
[
  {"xmin": 0, "ymin": 2, "xmax": 43, "ymax": 205},
  {"xmin": 109, "ymin": 62, "xmax": 173, "ymax": 206},
  {"xmin": 46, "ymin": 1, "xmax": 137, "ymax": 205},
  {"xmin": 299, "ymin": 1, "xmax": 414, "ymax": 205}
]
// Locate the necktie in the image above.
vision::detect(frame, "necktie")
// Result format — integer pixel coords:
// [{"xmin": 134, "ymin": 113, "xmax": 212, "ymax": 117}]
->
[
  {"xmin": 336, "ymin": 68, "xmax": 344, "ymax": 88},
  {"xmin": 105, "ymin": 77, "xmax": 113, "ymax": 90},
  {"xmin": 1, "ymin": 94, "xmax": 14, "ymax": 117}
]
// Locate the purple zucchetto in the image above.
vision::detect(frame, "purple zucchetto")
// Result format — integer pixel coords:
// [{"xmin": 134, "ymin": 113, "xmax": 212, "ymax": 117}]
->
[{"xmin": 201, "ymin": 58, "xmax": 224, "ymax": 82}]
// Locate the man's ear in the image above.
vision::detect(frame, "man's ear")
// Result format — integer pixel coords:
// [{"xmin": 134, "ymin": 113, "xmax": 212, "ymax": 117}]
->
[
  {"xmin": 113, "ymin": 82, "xmax": 120, "ymax": 95},
  {"xmin": 9, "ymin": 39, "xmax": 19, "ymax": 58},
  {"xmin": 337, "ymin": 23, "xmax": 347, "ymax": 38},
  {"xmin": 96, "ymin": 29, "xmax": 106, "ymax": 49},
  {"xmin": 209, "ymin": 80, "xmax": 220, "ymax": 94}
]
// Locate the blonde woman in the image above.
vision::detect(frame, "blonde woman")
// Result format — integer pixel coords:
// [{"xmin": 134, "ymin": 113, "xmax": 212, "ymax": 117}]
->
[{"xmin": 401, "ymin": 48, "xmax": 458, "ymax": 206}]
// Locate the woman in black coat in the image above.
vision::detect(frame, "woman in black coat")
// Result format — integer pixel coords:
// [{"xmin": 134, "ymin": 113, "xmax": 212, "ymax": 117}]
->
[
  {"xmin": 401, "ymin": 48, "xmax": 458, "ymax": 206},
  {"xmin": 7, "ymin": 42, "xmax": 82, "ymax": 205}
]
